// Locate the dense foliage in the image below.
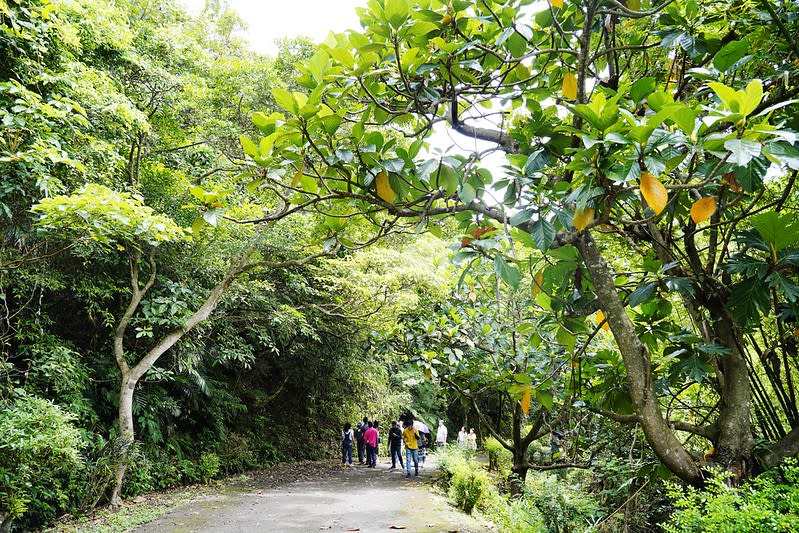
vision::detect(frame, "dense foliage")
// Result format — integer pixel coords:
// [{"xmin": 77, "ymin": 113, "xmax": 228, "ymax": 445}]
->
[
  {"xmin": 3, "ymin": 0, "xmax": 799, "ymax": 531},
  {"xmin": 0, "ymin": 0, "xmax": 444, "ymax": 529}
]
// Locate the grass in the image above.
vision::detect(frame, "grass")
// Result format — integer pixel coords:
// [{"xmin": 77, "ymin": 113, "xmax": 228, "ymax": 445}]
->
[{"xmin": 42, "ymin": 477, "xmax": 249, "ymax": 533}]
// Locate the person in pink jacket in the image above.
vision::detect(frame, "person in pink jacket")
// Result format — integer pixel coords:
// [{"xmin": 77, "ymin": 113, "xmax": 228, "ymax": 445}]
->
[{"xmin": 363, "ymin": 421, "xmax": 380, "ymax": 468}]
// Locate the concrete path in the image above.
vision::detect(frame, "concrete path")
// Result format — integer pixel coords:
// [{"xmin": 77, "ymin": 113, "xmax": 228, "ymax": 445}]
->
[{"xmin": 132, "ymin": 457, "xmax": 488, "ymax": 533}]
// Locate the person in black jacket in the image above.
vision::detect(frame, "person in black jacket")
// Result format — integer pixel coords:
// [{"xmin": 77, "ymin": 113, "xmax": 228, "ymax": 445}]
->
[{"xmin": 388, "ymin": 420, "xmax": 404, "ymax": 470}]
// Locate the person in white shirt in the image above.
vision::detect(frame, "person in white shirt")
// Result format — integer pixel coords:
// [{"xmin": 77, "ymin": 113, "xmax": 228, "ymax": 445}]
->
[
  {"xmin": 457, "ymin": 426, "xmax": 467, "ymax": 446},
  {"xmin": 435, "ymin": 419, "xmax": 448, "ymax": 447}
]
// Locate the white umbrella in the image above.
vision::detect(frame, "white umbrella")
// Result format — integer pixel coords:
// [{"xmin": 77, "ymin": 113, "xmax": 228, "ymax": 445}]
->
[{"xmin": 413, "ymin": 420, "xmax": 430, "ymax": 434}]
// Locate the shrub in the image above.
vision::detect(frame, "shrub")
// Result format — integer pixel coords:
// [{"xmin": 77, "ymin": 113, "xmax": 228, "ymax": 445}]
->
[
  {"xmin": 524, "ymin": 472, "xmax": 603, "ymax": 533},
  {"xmin": 199, "ymin": 452, "xmax": 220, "ymax": 483},
  {"xmin": 432, "ymin": 444, "xmax": 471, "ymax": 487},
  {"xmin": 449, "ymin": 459, "xmax": 491, "ymax": 514},
  {"xmin": 0, "ymin": 393, "xmax": 84, "ymax": 531},
  {"xmin": 483, "ymin": 436, "xmax": 511, "ymax": 475},
  {"xmin": 664, "ymin": 460, "xmax": 799, "ymax": 533},
  {"xmin": 480, "ymin": 490, "xmax": 546, "ymax": 533}
]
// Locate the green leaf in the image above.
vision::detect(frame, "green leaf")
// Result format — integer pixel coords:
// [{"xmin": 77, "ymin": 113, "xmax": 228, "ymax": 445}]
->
[
  {"xmin": 530, "ymin": 218, "xmax": 555, "ymax": 250},
  {"xmin": 494, "ymin": 255, "xmax": 521, "ymax": 289},
  {"xmin": 524, "ymin": 149, "xmax": 550, "ymax": 176},
  {"xmin": 728, "ymin": 277, "xmax": 770, "ymax": 328},
  {"xmin": 628, "ymin": 282, "xmax": 657, "ymax": 307},
  {"xmin": 712, "ymin": 40, "xmax": 748, "ymax": 72},
  {"xmin": 239, "ymin": 135, "xmax": 259, "ymax": 158},
  {"xmin": 708, "ymin": 82, "xmax": 739, "ymax": 112},
  {"xmin": 750, "ymin": 211, "xmax": 799, "ymax": 252},
  {"xmin": 767, "ymin": 272, "xmax": 799, "ymax": 303},
  {"xmin": 670, "ymin": 354, "xmax": 713, "ymax": 383},
  {"xmin": 535, "ymin": 390, "xmax": 554, "ymax": 411},
  {"xmin": 437, "ymin": 164, "xmax": 459, "ymax": 195},
  {"xmin": 556, "ymin": 326, "xmax": 576, "ymax": 354},
  {"xmin": 733, "ymin": 157, "xmax": 768, "ymax": 191},
  {"xmin": 384, "ymin": 0, "xmax": 410, "ymax": 28},
  {"xmin": 458, "ymin": 182, "xmax": 477, "ymax": 204},
  {"xmin": 630, "ymin": 77, "xmax": 656, "ymax": 103},
  {"xmin": 764, "ymin": 142, "xmax": 799, "ymax": 170},
  {"xmin": 272, "ymin": 88, "xmax": 297, "ymax": 114},
  {"xmin": 741, "ymin": 79, "xmax": 763, "ymax": 117}
]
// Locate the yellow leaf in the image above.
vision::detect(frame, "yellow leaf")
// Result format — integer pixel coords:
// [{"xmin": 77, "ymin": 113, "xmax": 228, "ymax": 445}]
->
[
  {"xmin": 639, "ymin": 172, "xmax": 668, "ymax": 215},
  {"xmin": 468, "ymin": 291, "xmax": 477, "ymax": 302},
  {"xmin": 549, "ymin": 0, "xmax": 564, "ymax": 8},
  {"xmin": 375, "ymin": 170, "xmax": 396, "ymax": 203},
  {"xmin": 562, "ymin": 72, "xmax": 577, "ymax": 100},
  {"xmin": 690, "ymin": 197, "xmax": 717, "ymax": 224},
  {"xmin": 291, "ymin": 164, "xmax": 304, "ymax": 188},
  {"xmin": 596, "ymin": 310, "xmax": 609, "ymax": 331},
  {"xmin": 628, "ymin": 0, "xmax": 641, "ymax": 9},
  {"xmin": 572, "ymin": 207, "xmax": 595, "ymax": 231},
  {"xmin": 520, "ymin": 389, "xmax": 531, "ymax": 415},
  {"xmin": 531, "ymin": 269, "xmax": 544, "ymax": 298}
]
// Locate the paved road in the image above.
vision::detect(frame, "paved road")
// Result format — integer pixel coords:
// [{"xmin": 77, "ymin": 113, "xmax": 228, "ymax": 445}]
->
[{"xmin": 133, "ymin": 457, "xmax": 488, "ymax": 533}]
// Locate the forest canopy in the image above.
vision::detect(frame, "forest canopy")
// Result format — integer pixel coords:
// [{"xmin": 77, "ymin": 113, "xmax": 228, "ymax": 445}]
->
[{"xmin": 2, "ymin": 0, "xmax": 799, "ymax": 531}]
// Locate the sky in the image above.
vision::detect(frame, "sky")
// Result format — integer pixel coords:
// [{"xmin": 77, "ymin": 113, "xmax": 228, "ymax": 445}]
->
[{"xmin": 179, "ymin": 0, "xmax": 365, "ymax": 56}]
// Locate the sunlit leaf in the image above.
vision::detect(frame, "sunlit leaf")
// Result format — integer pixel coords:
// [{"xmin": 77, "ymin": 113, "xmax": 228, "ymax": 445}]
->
[
  {"xmin": 550, "ymin": 0, "xmax": 564, "ymax": 8},
  {"xmin": 562, "ymin": 73, "xmax": 577, "ymax": 100},
  {"xmin": 375, "ymin": 170, "xmax": 396, "ymax": 203},
  {"xmin": 639, "ymin": 172, "xmax": 668, "ymax": 215},
  {"xmin": 690, "ymin": 197, "xmax": 717, "ymax": 224},
  {"xmin": 494, "ymin": 255, "xmax": 521, "ymax": 289},
  {"xmin": 520, "ymin": 389, "xmax": 531, "ymax": 415},
  {"xmin": 532, "ymin": 269, "xmax": 544, "ymax": 298},
  {"xmin": 572, "ymin": 207, "xmax": 595, "ymax": 231},
  {"xmin": 595, "ymin": 310, "xmax": 609, "ymax": 331}
]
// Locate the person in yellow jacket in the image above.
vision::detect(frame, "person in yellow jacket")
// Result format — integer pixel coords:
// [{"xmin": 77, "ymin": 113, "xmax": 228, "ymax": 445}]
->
[{"xmin": 402, "ymin": 418, "xmax": 420, "ymax": 478}]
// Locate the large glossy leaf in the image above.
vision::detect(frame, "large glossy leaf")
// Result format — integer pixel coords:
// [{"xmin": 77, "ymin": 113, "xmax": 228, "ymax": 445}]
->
[
  {"xmin": 712, "ymin": 40, "xmax": 749, "ymax": 72},
  {"xmin": 572, "ymin": 207, "xmax": 594, "ymax": 231},
  {"xmin": 750, "ymin": 211, "xmax": 799, "ymax": 252},
  {"xmin": 639, "ymin": 172, "xmax": 668, "ymax": 215},
  {"xmin": 530, "ymin": 218, "xmax": 556, "ymax": 250},
  {"xmin": 690, "ymin": 197, "xmax": 717, "ymax": 224},
  {"xmin": 494, "ymin": 255, "xmax": 521, "ymax": 289}
]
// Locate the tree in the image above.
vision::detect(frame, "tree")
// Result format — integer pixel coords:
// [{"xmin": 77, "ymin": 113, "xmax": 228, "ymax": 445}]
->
[
  {"xmin": 245, "ymin": 0, "xmax": 799, "ymax": 484},
  {"xmin": 31, "ymin": 184, "xmax": 337, "ymax": 505},
  {"xmin": 386, "ymin": 234, "xmax": 576, "ymax": 492}
]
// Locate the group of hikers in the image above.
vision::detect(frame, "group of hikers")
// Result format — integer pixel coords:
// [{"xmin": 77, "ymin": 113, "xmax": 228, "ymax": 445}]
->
[{"xmin": 340, "ymin": 417, "xmax": 479, "ymax": 478}]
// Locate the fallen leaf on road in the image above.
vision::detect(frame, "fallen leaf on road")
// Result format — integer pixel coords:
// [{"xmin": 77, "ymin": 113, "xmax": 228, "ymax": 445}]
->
[
  {"xmin": 389, "ymin": 526, "xmax": 407, "ymax": 530},
  {"xmin": 345, "ymin": 528, "xmax": 360, "ymax": 531},
  {"xmin": 319, "ymin": 527, "xmax": 331, "ymax": 530}
]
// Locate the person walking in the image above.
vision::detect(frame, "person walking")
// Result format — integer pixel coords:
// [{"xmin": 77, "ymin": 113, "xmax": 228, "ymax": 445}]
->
[
  {"xmin": 417, "ymin": 430, "xmax": 427, "ymax": 468},
  {"xmin": 435, "ymin": 419, "xmax": 448, "ymax": 448},
  {"xmin": 457, "ymin": 426, "xmax": 467, "ymax": 446},
  {"xmin": 388, "ymin": 420, "xmax": 404, "ymax": 470},
  {"xmin": 402, "ymin": 418, "xmax": 421, "ymax": 478},
  {"xmin": 355, "ymin": 417, "xmax": 368, "ymax": 464},
  {"xmin": 341, "ymin": 423, "xmax": 354, "ymax": 466},
  {"xmin": 466, "ymin": 428, "xmax": 477, "ymax": 451},
  {"xmin": 363, "ymin": 421, "xmax": 379, "ymax": 467}
]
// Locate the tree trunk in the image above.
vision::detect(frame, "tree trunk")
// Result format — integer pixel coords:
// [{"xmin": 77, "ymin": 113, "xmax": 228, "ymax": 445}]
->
[
  {"xmin": 110, "ymin": 372, "xmax": 137, "ymax": 508},
  {"xmin": 708, "ymin": 305, "xmax": 754, "ymax": 479},
  {"xmin": 509, "ymin": 454, "xmax": 529, "ymax": 495},
  {"xmin": 576, "ymin": 232, "xmax": 702, "ymax": 484}
]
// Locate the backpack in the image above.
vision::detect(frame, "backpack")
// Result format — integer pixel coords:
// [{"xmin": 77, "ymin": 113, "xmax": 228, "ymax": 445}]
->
[{"xmin": 342, "ymin": 430, "xmax": 352, "ymax": 445}]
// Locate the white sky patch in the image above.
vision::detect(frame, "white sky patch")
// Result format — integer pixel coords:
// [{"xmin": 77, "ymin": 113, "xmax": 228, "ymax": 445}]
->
[{"xmin": 178, "ymin": 0, "xmax": 365, "ymax": 56}]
